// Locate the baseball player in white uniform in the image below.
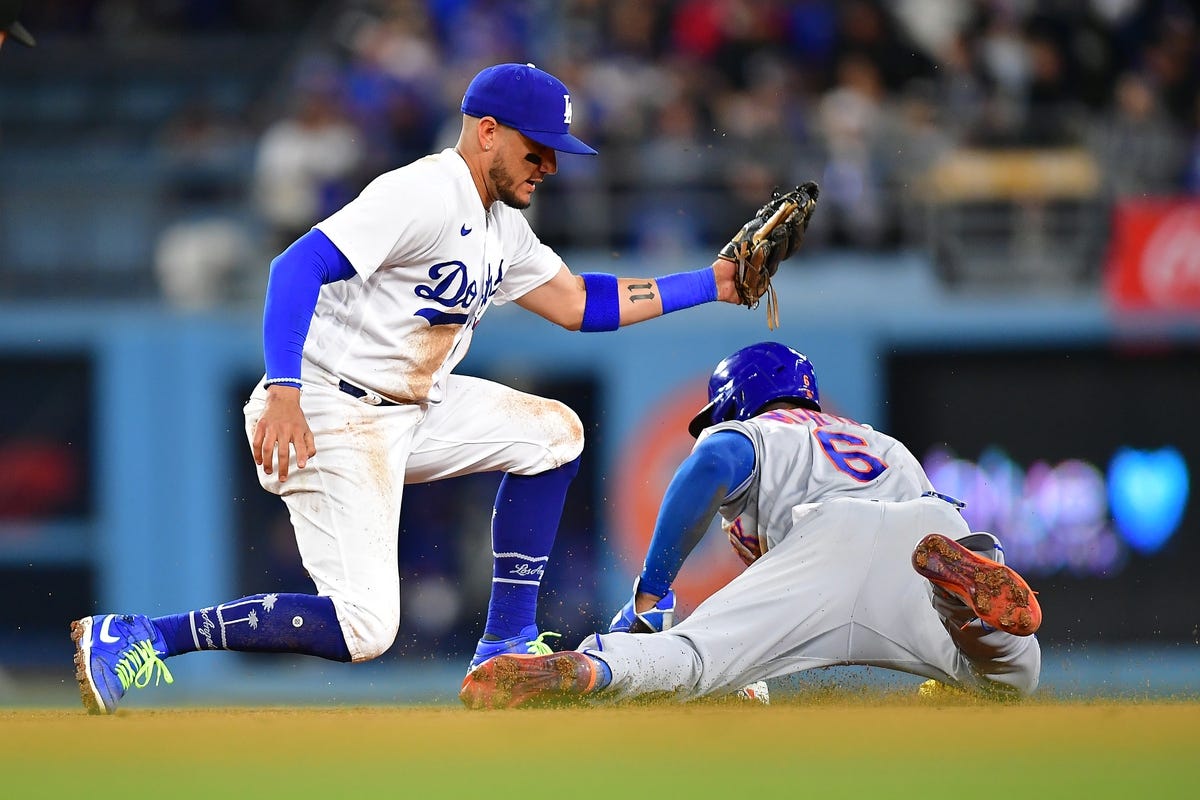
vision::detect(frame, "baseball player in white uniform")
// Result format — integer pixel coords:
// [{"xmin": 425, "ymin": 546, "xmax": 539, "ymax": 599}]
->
[
  {"xmin": 460, "ymin": 342, "xmax": 1043, "ymax": 708},
  {"xmin": 70, "ymin": 63, "xmax": 756, "ymax": 715}
]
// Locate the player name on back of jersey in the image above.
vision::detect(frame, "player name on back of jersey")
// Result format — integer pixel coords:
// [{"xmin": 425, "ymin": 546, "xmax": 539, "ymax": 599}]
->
[{"xmin": 758, "ymin": 407, "xmax": 868, "ymax": 430}]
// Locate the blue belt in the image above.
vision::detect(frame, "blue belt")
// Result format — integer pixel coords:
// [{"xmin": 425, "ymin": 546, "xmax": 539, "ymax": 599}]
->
[{"xmin": 922, "ymin": 490, "xmax": 966, "ymax": 509}]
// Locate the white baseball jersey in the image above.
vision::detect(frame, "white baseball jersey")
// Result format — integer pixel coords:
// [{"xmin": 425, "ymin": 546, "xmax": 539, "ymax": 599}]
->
[
  {"xmin": 582, "ymin": 408, "xmax": 1041, "ymax": 700},
  {"xmin": 311, "ymin": 148, "xmax": 563, "ymax": 404}
]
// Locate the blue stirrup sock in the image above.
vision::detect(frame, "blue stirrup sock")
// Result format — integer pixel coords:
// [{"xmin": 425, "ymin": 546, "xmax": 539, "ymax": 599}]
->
[
  {"xmin": 578, "ymin": 634, "xmax": 613, "ymax": 691},
  {"xmin": 483, "ymin": 455, "xmax": 582, "ymax": 640},
  {"xmin": 588, "ymin": 655, "xmax": 613, "ymax": 690},
  {"xmin": 152, "ymin": 593, "xmax": 352, "ymax": 662}
]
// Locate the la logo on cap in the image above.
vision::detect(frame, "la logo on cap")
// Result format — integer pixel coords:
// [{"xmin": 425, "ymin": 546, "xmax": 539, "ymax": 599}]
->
[
  {"xmin": 460, "ymin": 62, "xmax": 597, "ymax": 155},
  {"xmin": 521, "ymin": 62, "xmax": 573, "ymax": 123}
]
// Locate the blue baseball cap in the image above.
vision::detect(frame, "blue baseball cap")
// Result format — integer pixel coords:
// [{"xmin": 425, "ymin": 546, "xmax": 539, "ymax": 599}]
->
[{"xmin": 461, "ymin": 63, "xmax": 597, "ymax": 155}]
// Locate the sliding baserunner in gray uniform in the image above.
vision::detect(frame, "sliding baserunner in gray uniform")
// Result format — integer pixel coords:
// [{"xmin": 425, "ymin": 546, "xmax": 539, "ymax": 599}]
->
[{"xmin": 460, "ymin": 341, "xmax": 1042, "ymax": 708}]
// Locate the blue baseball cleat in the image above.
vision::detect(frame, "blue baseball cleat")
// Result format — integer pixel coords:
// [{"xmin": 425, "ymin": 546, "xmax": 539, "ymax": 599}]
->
[
  {"xmin": 468, "ymin": 624, "xmax": 561, "ymax": 673},
  {"xmin": 70, "ymin": 614, "xmax": 174, "ymax": 715}
]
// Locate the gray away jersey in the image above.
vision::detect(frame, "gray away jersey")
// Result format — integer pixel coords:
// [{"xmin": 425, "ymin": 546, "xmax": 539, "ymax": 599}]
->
[{"xmin": 701, "ymin": 407, "xmax": 935, "ymax": 556}]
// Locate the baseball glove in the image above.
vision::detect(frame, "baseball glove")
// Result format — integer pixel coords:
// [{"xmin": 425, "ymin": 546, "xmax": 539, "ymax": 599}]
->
[{"xmin": 719, "ymin": 181, "xmax": 819, "ymax": 329}]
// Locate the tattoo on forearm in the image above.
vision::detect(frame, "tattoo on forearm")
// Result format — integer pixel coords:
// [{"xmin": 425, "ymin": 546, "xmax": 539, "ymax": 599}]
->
[{"xmin": 626, "ymin": 281, "xmax": 656, "ymax": 303}]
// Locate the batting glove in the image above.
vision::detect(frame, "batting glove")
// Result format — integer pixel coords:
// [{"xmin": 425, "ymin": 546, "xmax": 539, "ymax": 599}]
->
[{"xmin": 609, "ymin": 580, "xmax": 675, "ymax": 634}]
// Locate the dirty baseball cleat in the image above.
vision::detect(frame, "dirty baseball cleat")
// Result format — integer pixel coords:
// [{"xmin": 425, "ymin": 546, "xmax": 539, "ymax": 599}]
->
[
  {"xmin": 460, "ymin": 651, "xmax": 599, "ymax": 709},
  {"xmin": 951, "ymin": 532, "xmax": 1005, "ymax": 566},
  {"xmin": 929, "ymin": 532, "xmax": 1004, "ymax": 631},
  {"xmin": 912, "ymin": 533, "xmax": 1042, "ymax": 636},
  {"xmin": 468, "ymin": 625, "xmax": 561, "ymax": 672},
  {"xmin": 70, "ymin": 614, "xmax": 173, "ymax": 715}
]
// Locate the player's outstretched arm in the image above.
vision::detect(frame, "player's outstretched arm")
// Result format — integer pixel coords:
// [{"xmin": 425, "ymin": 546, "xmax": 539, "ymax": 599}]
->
[
  {"xmin": 619, "ymin": 430, "xmax": 756, "ymax": 618},
  {"xmin": 520, "ymin": 182, "xmax": 817, "ymax": 331},
  {"xmin": 515, "ymin": 261, "xmax": 740, "ymax": 332}
]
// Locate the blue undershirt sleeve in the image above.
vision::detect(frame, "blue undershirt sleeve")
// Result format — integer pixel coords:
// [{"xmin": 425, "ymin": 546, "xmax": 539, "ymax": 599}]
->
[
  {"xmin": 637, "ymin": 430, "xmax": 757, "ymax": 598},
  {"xmin": 262, "ymin": 229, "xmax": 357, "ymax": 388}
]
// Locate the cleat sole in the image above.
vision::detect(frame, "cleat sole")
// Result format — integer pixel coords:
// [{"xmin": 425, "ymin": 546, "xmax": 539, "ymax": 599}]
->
[
  {"xmin": 913, "ymin": 534, "xmax": 1042, "ymax": 636},
  {"xmin": 70, "ymin": 617, "xmax": 106, "ymax": 715},
  {"xmin": 460, "ymin": 652, "xmax": 596, "ymax": 710}
]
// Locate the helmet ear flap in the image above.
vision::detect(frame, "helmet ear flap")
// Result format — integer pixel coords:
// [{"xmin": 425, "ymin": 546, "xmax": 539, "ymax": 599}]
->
[
  {"xmin": 726, "ymin": 386, "xmax": 749, "ymax": 423},
  {"xmin": 709, "ymin": 379, "xmax": 738, "ymax": 425}
]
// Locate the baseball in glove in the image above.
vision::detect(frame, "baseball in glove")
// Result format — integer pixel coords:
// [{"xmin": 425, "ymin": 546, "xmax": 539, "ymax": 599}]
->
[{"xmin": 719, "ymin": 181, "xmax": 819, "ymax": 329}]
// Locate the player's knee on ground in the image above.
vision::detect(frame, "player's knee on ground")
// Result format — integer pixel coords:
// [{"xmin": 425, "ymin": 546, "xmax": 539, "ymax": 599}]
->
[
  {"xmin": 334, "ymin": 598, "xmax": 400, "ymax": 662},
  {"xmin": 965, "ymin": 631, "xmax": 1042, "ymax": 696}
]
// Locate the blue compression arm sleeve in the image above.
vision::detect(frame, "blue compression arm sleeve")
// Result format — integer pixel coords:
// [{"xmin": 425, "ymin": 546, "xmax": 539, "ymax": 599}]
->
[
  {"xmin": 638, "ymin": 430, "xmax": 757, "ymax": 598},
  {"xmin": 263, "ymin": 229, "xmax": 357, "ymax": 388}
]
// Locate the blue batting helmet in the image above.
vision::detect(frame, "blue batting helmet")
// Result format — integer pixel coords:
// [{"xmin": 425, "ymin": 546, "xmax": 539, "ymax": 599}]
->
[{"xmin": 687, "ymin": 342, "xmax": 820, "ymax": 437}]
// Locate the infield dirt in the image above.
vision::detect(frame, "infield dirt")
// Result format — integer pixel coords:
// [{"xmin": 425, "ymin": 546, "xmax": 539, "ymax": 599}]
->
[{"xmin": 2, "ymin": 695, "xmax": 1196, "ymax": 798}]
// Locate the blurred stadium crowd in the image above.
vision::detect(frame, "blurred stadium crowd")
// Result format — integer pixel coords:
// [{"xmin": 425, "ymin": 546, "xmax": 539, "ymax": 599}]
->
[{"xmin": 1, "ymin": 0, "xmax": 1199, "ymax": 304}]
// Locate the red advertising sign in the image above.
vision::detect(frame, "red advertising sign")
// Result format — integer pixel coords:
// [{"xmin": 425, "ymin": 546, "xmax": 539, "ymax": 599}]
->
[{"xmin": 1106, "ymin": 199, "xmax": 1200, "ymax": 311}]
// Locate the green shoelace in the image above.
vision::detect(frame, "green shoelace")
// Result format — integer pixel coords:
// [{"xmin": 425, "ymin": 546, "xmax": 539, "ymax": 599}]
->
[
  {"xmin": 526, "ymin": 631, "xmax": 561, "ymax": 655},
  {"xmin": 114, "ymin": 640, "xmax": 175, "ymax": 692}
]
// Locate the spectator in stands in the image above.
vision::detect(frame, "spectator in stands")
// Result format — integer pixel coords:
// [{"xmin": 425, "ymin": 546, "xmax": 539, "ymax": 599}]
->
[
  {"xmin": 1185, "ymin": 91, "xmax": 1200, "ymax": 196},
  {"xmin": 7, "ymin": 0, "xmax": 1200, "ymax": 281},
  {"xmin": 1088, "ymin": 71, "xmax": 1188, "ymax": 199},
  {"xmin": 252, "ymin": 61, "xmax": 365, "ymax": 253},
  {"xmin": 340, "ymin": 5, "xmax": 443, "ymax": 174},
  {"xmin": 1022, "ymin": 31, "xmax": 1083, "ymax": 146},
  {"xmin": 814, "ymin": 53, "xmax": 890, "ymax": 248},
  {"xmin": 930, "ymin": 31, "xmax": 987, "ymax": 144}
]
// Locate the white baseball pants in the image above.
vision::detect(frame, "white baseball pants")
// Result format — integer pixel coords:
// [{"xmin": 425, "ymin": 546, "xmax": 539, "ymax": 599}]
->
[{"xmin": 244, "ymin": 363, "xmax": 584, "ymax": 661}]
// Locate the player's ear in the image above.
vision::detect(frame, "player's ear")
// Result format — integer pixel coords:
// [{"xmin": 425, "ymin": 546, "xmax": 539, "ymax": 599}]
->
[{"xmin": 477, "ymin": 116, "xmax": 499, "ymax": 154}]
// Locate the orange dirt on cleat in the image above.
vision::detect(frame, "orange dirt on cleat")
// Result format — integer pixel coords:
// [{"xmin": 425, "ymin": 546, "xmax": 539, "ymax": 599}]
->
[
  {"xmin": 460, "ymin": 651, "xmax": 598, "ymax": 709},
  {"xmin": 912, "ymin": 533, "xmax": 1042, "ymax": 636}
]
